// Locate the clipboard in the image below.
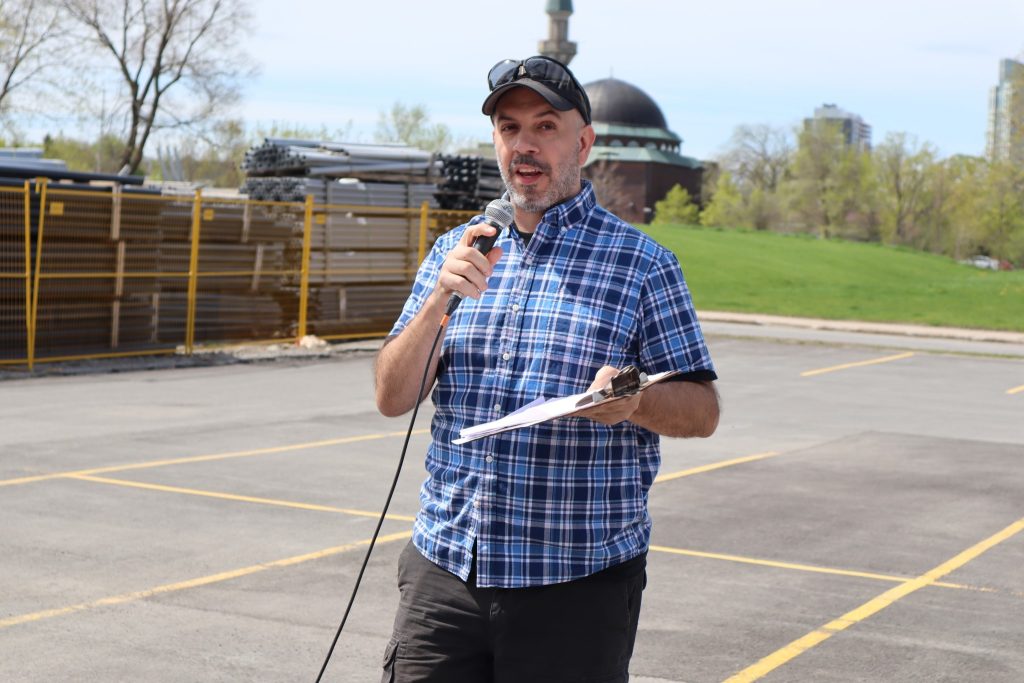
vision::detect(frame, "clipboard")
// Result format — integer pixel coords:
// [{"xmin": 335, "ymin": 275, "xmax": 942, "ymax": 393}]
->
[{"xmin": 452, "ymin": 367, "xmax": 680, "ymax": 444}]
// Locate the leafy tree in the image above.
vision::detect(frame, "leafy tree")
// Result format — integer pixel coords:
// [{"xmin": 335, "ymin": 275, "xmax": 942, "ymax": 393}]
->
[
  {"xmin": 63, "ymin": 0, "xmax": 255, "ymax": 174},
  {"xmin": 699, "ymin": 173, "xmax": 747, "ymax": 228},
  {"xmin": 974, "ymin": 161, "xmax": 1024, "ymax": 264},
  {"xmin": 42, "ymin": 131, "xmax": 123, "ymax": 172},
  {"xmin": 786, "ymin": 123, "xmax": 875, "ymax": 239},
  {"xmin": 653, "ymin": 184, "xmax": 699, "ymax": 225},
  {"xmin": 375, "ymin": 102, "xmax": 453, "ymax": 153},
  {"xmin": 873, "ymin": 132, "xmax": 937, "ymax": 246}
]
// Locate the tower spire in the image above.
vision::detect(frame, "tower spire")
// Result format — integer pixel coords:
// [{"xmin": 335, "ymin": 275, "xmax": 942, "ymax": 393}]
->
[{"xmin": 538, "ymin": 0, "xmax": 577, "ymax": 66}]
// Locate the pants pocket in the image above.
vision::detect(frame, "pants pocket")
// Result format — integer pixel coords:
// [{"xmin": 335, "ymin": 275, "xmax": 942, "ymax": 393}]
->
[{"xmin": 380, "ymin": 636, "xmax": 399, "ymax": 683}]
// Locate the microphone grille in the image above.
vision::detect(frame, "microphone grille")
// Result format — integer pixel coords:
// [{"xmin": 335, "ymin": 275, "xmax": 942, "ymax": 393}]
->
[{"xmin": 484, "ymin": 199, "xmax": 515, "ymax": 228}]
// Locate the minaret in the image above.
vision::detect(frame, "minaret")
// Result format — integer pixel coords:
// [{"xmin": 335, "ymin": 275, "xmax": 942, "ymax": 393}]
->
[{"xmin": 538, "ymin": 0, "xmax": 577, "ymax": 66}]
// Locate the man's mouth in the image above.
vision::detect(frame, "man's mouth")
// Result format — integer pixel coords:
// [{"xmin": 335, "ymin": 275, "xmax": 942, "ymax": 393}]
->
[{"xmin": 514, "ymin": 165, "xmax": 545, "ymax": 184}]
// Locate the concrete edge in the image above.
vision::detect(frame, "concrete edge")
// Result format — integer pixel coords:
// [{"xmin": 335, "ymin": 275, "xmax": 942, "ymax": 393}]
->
[{"xmin": 697, "ymin": 311, "xmax": 1024, "ymax": 346}]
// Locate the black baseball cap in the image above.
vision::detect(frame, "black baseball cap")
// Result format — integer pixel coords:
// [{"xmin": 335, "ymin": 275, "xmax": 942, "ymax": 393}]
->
[{"xmin": 481, "ymin": 56, "xmax": 592, "ymax": 125}]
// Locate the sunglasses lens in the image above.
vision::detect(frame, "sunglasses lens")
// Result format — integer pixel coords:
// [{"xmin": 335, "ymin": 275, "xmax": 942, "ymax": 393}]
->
[
  {"xmin": 523, "ymin": 57, "xmax": 573, "ymax": 89},
  {"xmin": 487, "ymin": 60, "xmax": 519, "ymax": 89}
]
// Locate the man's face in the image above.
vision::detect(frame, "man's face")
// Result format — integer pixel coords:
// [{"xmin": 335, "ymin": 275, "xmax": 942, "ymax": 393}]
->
[{"xmin": 492, "ymin": 87, "xmax": 595, "ymax": 214}]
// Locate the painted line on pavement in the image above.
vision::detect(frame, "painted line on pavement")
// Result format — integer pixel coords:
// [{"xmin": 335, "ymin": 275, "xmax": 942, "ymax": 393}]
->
[
  {"xmin": 0, "ymin": 530, "xmax": 413, "ymax": 630},
  {"xmin": 801, "ymin": 351, "xmax": 915, "ymax": 377},
  {"xmin": 0, "ymin": 430, "xmax": 429, "ymax": 488},
  {"xmin": 68, "ymin": 474, "xmax": 417, "ymax": 522},
  {"xmin": 648, "ymin": 545, "xmax": 981, "ymax": 593},
  {"xmin": 654, "ymin": 452, "xmax": 782, "ymax": 484},
  {"xmin": 721, "ymin": 516, "xmax": 1024, "ymax": 683},
  {"xmin": 1007, "ymin": 384, "xmax": 1024, "ymax": 395}
]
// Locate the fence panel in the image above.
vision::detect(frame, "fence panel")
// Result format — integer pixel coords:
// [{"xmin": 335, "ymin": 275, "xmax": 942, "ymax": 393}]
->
[
  {"xmin": 0, "ymin": 185, "xmax": 29, "ymax": 365},
  {"xmin": 0, "ymin": 186, "xmax": 477, "ymax": 369},
  {"xmin": 189, "ymin": 196, "xmax": 305, "ymax": 347}
]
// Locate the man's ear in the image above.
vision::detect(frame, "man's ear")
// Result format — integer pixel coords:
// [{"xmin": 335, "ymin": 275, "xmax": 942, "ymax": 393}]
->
[{"xmin": 578, "ymin": 124, "xmax": 597, "ymax": 166}]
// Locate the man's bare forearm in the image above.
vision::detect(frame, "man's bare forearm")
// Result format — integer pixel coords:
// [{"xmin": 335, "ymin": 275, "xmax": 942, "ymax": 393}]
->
[
  {"xmin": 629, "ymin": 380, "xmax": 719, "ymax": 437},
  {"xmin": 374, "ymin": 290, "xmax": 449, "ymax": 417}
]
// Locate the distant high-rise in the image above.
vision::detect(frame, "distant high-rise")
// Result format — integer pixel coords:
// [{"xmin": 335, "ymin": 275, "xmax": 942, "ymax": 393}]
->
[
  {"xmin": 986, "ymin": 58, "xmax": 1024, "ymax": 163},
  {"xmin": 804, "ymin": 104, "xmax": 872, "ymax": 151},
  {"xmin": 538, "ymin": 0, "xmax": 576, "ymax": 66}
]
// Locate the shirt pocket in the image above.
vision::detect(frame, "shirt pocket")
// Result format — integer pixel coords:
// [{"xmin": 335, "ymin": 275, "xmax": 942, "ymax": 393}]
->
[{"xmin": 541, "ymin": 285, "xmax": 635, "ymax": 376}]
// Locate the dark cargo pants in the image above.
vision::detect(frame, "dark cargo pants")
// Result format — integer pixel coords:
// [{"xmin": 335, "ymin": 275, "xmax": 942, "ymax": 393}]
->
[{"xmin": 382, "ymin": 542, "xmax": 646, "ymax": 683}]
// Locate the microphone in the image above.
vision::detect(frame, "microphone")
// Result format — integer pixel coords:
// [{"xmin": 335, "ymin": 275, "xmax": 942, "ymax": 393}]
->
[{"xmin": 444, "ymin": 199, "xmax": 515, "ymax": 317}]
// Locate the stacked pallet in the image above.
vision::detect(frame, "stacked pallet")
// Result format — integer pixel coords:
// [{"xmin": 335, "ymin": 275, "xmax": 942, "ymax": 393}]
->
[{"xmin": 154, "ymin": 199, "xmax": 302, "ymax": 344}]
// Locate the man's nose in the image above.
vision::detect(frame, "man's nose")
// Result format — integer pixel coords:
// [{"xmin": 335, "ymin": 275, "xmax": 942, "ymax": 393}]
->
[{"xmin": 512, "ymin": 130, "xmax": 539, "ymax": 155}]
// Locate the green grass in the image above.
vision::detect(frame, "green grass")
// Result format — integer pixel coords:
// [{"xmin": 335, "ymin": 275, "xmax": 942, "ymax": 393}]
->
[{"xmin": 640, "ymin": 224, "xmax": 1024, "ymax": 332}]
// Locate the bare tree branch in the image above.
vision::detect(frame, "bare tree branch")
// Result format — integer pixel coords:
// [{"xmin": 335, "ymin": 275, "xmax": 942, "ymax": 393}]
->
[
  {"xmin": 63, "ymin": 0, "xmax": 253, "ymax": 173},
  {"xmin": 0, "ymin": 0, "xmax": 66, "ymax": 116}
]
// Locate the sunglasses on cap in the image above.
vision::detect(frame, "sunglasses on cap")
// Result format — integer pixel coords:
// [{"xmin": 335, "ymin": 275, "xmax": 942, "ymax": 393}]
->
[{"xmin": 482, "ymin": 56, "xmax": 592, "ymax": 125}]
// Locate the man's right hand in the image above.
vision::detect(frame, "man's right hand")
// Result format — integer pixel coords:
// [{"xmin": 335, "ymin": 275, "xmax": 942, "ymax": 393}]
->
[{"xmin": 433, "ymin": 224, "xmax": 504, "ymax": 306}]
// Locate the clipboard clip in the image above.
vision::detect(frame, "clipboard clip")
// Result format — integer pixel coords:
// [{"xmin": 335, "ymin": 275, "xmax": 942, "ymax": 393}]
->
[{"xmin": 575, "ymin": 365, "xmax": 649, "ymax": 408}]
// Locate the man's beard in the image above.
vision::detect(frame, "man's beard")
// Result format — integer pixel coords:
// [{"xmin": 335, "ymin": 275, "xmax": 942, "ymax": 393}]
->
[{"xmin": 499, "ymin": 146, "xmax": 581, "ymax": 214}]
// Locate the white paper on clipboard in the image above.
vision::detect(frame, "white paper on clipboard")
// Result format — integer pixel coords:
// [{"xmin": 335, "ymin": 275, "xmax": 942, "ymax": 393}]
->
[{"xmin": 452, "ymin": 370, "xmax": 679, "ymax": 444}]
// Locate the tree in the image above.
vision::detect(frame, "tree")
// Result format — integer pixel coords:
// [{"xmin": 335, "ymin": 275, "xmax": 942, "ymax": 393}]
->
[
  {"xmin": 42, "ymin": 131, "xmax": 123, "ymax": 172},
  {"xmin": 974, "ymin": 161, "xmax": 1024, "ymax": 264},
  {"xmin": 699, "ymin": 172, "xmax": 747, "ymax": 228},
  {"xmin": 0, "ymin": 0, "xmax": 64, "ymax": 117},
  {"xmin": 585, "ymin": 158, "xmax": 634, "ymax": 219},
  {"xmin": 786, "ymin": 123, "xmax": 875, "ymax": 239},
  {"xmin": 873, "ymin": 132, "xmax": 937, "ymax": 246},
  {"xmin": 718, "ymin": 124, "xmax": 792, "ymax": 193},
  {"xmin": 63, "ymin": 0, "xmax": 254, "ymax": 174},
  {"xmin": 375, "ymin": 102, "xmax": 453, "ymax": 153},
  {"xmin": 652, "ymin": 184, "xmax": 699, "ymax": 225}
]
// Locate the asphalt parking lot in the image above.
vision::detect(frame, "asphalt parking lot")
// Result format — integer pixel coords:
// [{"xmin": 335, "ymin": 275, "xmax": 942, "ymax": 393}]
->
[{"xmin": 1, "ymin": 323, "xmax": 1022, "ymax": 682}]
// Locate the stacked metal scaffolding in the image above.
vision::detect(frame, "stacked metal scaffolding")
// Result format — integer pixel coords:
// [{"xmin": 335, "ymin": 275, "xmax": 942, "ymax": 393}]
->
[{"xmin": 435, "ymin": 155, "xmax": 504, "ymax": 211}]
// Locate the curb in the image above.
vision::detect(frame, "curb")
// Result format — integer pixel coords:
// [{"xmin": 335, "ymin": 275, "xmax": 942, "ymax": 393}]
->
[{"xmin": 697, "ymin": 311, "xmax": 1024, "ymax": 346}]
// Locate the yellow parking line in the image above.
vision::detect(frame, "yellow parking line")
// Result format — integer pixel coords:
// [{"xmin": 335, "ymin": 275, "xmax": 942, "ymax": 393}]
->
[
  {"xmin": 0, "ymin": 530, "xmax": 413, "ymax": 630},
  {"xmin": 1007, "ymin": 384, "xmax": 1024, "ymax": 395},
  {"xmin": 0, "ymin": 429, "xmax": 429, "ymax": 488},
  {"xmin": 801, "ymin": 351, "xmax": 915, "ymax": 377},
  {"xmin": 722, "ymin": 516, "xmax": 1024, "ymax": 682},
  {"xmin": 654, "ymin": 452, "xmax": 782, "ymax": 484},
  {"xmin": 68, "ymin": 474, "xmax": 417, "ymax": 522},
  {"xmin": 648, "ymin": 545, "xmax": 978, "ymax": 592}
]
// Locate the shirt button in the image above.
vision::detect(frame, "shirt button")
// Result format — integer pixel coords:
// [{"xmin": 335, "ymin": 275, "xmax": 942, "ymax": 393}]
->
[
  {"xmin": 493, "ymin": 403, "xmax": 501, "ymax": 411},
  {"xmin": 485, "ymin": 455, "xmax": 494, "ymax": 463},
  {"xmin": 501, "ymin": 352, "xmax": 511, "ymax": 361},
  {"xmin": 511, "ymin": 303, "xmax": 520, "ymax": 312},
  {"xmin": 473, "ymin": 500, "xmax": 480, "ymax": 508}
]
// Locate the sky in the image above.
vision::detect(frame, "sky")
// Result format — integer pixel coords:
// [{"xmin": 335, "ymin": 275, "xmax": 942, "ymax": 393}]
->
[{"xmin": 235, "ymin": 1, "xmax": 1019, "ymax": 160}]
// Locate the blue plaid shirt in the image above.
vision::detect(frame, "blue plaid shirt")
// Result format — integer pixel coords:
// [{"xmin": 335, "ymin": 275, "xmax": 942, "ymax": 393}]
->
[{"xmin": 390, "ymin": 181, "xmax": 715, "ymax": 588}]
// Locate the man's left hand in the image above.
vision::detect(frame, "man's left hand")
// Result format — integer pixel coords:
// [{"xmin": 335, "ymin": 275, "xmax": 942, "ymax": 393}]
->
[{"xmin": 571, "ymin": 365, "xmax": 642, "ymax": 426}]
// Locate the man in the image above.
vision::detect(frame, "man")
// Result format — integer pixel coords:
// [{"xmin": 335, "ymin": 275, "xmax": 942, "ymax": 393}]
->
[{"xmin": 375, "ymin": 56, "xmax": 719, "ymax": 682}]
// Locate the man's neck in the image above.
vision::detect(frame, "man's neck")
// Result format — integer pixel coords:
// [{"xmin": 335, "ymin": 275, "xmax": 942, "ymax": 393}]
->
[{"xmin": 513, "ymin": 209, "xmax": 543, "ymax": 234}]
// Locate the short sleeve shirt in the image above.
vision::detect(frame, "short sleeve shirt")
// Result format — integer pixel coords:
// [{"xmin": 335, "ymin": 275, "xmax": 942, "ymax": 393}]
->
[{"xmin": 389, "ymin": 181, "xmax": 716, "ymax": 588}]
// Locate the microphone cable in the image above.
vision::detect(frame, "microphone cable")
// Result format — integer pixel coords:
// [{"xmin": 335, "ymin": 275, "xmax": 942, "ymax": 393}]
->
[
  {"xmin": 315, "ymin": 198, "xmax": 511, "ymax": 681},
  {"xmin": 314, "ymin": 318, "xmax": 448, "ymax": 682}
]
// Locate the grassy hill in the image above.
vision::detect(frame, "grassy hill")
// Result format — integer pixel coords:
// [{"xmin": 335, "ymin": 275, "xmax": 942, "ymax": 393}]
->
[{"xmin": 640, "ymin": 225, "xmax": 1024, "ymax": 333}]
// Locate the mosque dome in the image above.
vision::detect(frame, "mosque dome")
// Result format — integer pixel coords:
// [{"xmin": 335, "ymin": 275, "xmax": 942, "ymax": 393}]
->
[{"xmin": 583, "ymin": 78, "xmax": 668, "ymax": 129}]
